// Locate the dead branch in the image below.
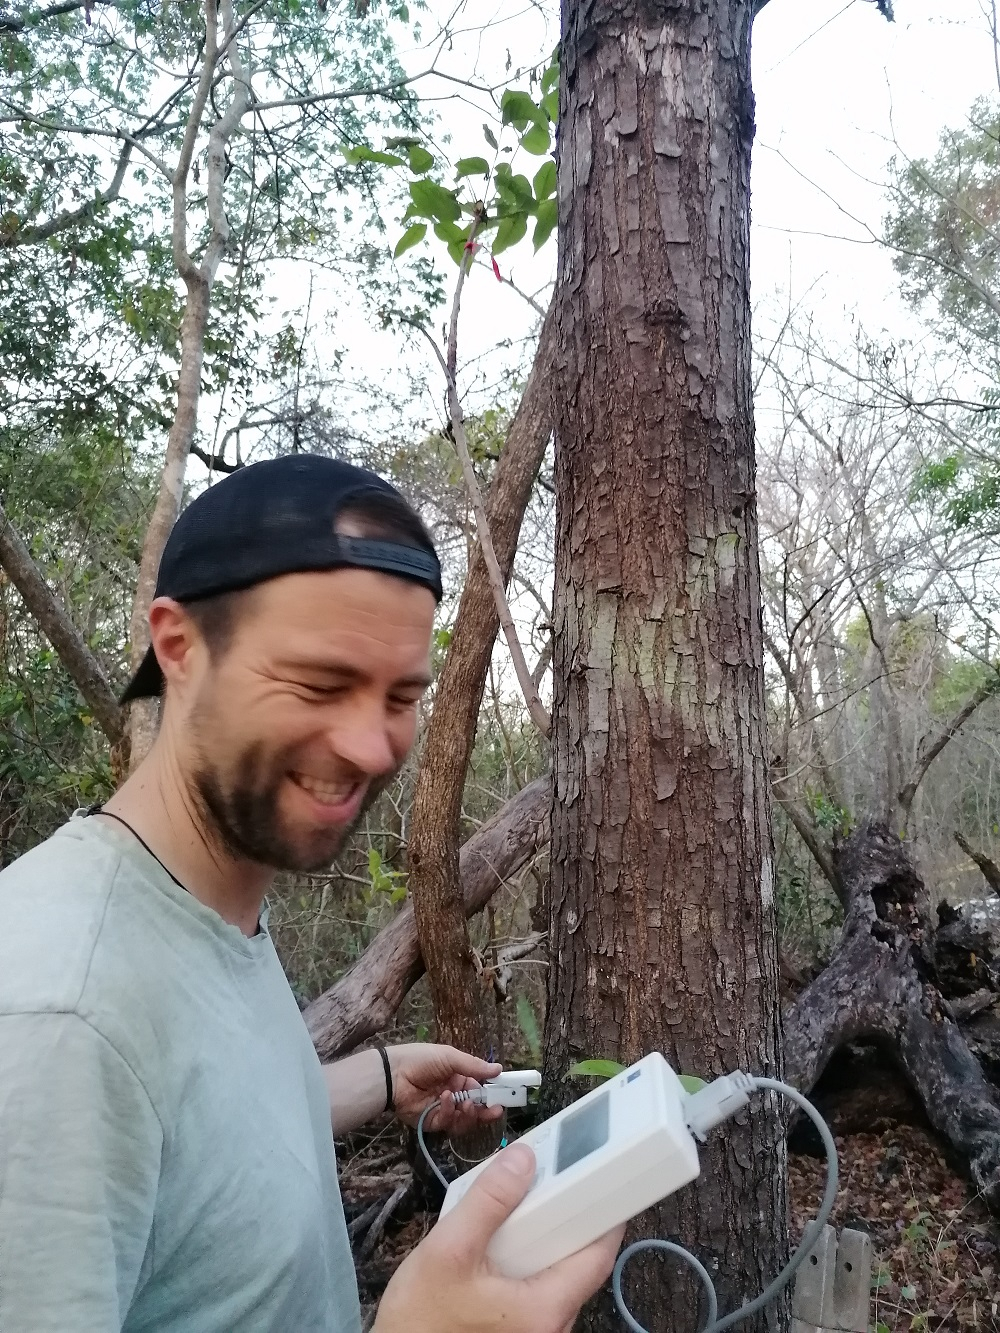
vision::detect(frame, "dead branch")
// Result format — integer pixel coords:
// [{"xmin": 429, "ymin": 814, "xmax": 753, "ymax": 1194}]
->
[
  {"xmin": 899, "ymin": 672, "xmax": 1000, "ymax": 815},
  {"xmin": 305, "ymin": 776, "xmax": 550, "ymax": 1061},
  {"xmin": 954, "ymin": 830, "xmax": 1000, "ymax": 898},
  {"xmin": 355, "ymin": 1182, "xmax": 410, "ymax": 1262}
]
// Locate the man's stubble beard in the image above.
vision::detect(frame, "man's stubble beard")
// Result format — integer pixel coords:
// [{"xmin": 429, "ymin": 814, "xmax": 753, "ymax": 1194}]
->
[{"xmin": 191, "ymin": 736, "xmax": 392, "ymax": 873}]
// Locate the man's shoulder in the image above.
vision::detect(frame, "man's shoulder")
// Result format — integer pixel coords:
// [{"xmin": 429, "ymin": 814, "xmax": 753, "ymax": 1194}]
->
[
  {"xmin": 0, "ymin": 820, "xmax": 174, "ymax": 1099},
  {"xmin": 0, "ymin": 819, "xmax": 123, "ymax": 1009}
]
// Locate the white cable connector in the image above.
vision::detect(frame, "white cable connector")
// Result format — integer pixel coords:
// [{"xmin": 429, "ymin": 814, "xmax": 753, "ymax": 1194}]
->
[
  {"xmin": 487, "ymin": 1070, "xmax": 542, "ymax": 1089},
  {"xmin": 453, "ymin": 1069, "xmax": 542, "ymax": 1109},
  {"xmin": 682, "ymin": 1071, "xmax": 755, "ymax": 1142}
]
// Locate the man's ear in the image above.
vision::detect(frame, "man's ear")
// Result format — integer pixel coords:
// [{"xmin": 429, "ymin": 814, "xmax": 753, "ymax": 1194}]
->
[{"xmin": 148, "ymin": 599, "xmax": 205, "ymax": 697}]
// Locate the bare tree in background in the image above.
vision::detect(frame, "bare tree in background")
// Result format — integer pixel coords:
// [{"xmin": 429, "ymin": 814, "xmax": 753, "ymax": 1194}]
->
[{"xmin": 755, "ymin": 317, "xmax": 1000, "ymax": 1203}]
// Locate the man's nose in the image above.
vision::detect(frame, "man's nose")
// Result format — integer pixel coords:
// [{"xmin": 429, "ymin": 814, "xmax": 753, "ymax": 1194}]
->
[{"xmin": 326, "ymin": 708, "xmax": 397, "ymax": 778}]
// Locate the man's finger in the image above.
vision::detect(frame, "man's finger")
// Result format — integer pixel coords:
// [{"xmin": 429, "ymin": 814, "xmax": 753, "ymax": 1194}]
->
[
  {"xmin": 439, "ymin": 1047, "xmax": 502, "ymax": 1082},
  {"xmin": 447, "ymin": 1102, "xmax": 504, "ymax": 1134},
  {"xmin": 432, "ymin": 1142, "xmax": 536, "ymax": 1258}
]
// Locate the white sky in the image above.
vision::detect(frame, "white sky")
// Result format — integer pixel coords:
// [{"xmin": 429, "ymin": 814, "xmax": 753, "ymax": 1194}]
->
[
  {"xmin": 752, "ymin": 0, "xmax": 998, "ymax": 331},
  {"xmin": 311, "ymin": 0, "xmax": 1000, "ymax": 440}
]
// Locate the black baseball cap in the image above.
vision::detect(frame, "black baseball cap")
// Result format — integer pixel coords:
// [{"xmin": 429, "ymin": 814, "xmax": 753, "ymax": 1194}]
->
[{"xmin": 121, "ymin": 455, "xmax": 442, "ymax": 703}]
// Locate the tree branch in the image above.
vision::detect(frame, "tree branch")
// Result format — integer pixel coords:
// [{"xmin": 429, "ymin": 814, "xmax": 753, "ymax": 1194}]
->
[
  {"xmin": 0, "ymin": 107, "xmax": 173, "ymax": 178},
  {"xmin": 954, "ymin": 830, "xmax": 1000, "ymax": 898},
  {"xmin": 0, "ymin": 141, "xmax": 132, "ymax": 248},
  {"xmin": 771, "ymin": 780, "xmax": 841, "ymax": 901},
  {"xmin": 0, "ymin": 0, "xmax": 112, "ymax": 31},
  {"xmin": 0, "ymin": 501, "xmax": 124, "ymax": 744},
  {"xmin": 247, "ymin": 70, "xmax": 427, "ymax": 115},
  {"xmin": 305, "ymin": 776, "xmax": 551, "ymax": 1061},
  {"xmin": 899, "ymin": 671, "xmax": 1000, "ymax": 814},
  {"xmin": 189, "ymin": 443, "xmax": 242, "ymax": 473},
  {"xmin": 171, "ymin": 0, "xmax": 219, "ymax": 283},
  {"xmin": 201, "ymin": 0, "xmax": 251, "ymax": 284},
  {"xmin": 441, "ymin": 227, "xmax": 551, "ymax": 737}
]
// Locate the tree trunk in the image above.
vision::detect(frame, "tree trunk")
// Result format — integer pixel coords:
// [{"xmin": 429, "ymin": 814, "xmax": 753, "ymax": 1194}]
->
[
  {"xmin": 127, "ymin": 0, "xmax": 248, "ymax": 769},
  {"xmin": 546, "ymin": 5, "xmax": 784, "ymax": 1330},
  {"xmin": 126, "ymin": 275, "xmax": 212, "ymax": 766},
  {"xmin": 306, "ymin": 776, "xmax": 550, "ymax": 1061},
  {"xmin": 783, "ymin": 823, "xmax": 1000, "ymax": 1205},
  {"xmin": 408, "ymin": 308, "xmax": 554, "ymax": 1055},
  {"xmin": 0, "ymin": 501, "xmax": 125, "ymax": 744}
]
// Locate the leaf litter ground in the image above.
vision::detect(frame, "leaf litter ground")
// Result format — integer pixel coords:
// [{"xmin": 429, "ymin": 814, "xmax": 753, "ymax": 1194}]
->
[{"xmin": 342, "ymin": 1120, "xmax": 1000, "ymax": 1330}]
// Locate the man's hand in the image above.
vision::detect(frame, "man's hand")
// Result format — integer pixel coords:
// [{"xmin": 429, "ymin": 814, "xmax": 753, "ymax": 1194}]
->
[
  {"xmin": 373, "ymin": 1142, "xmax": 624, "ymax": 1333},
  {"xmin": 388, "ymin": 1043, "xmax": 504, "ymax": 1133}
]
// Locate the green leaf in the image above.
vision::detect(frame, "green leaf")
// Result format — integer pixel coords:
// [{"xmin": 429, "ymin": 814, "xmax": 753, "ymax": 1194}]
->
[
  {"xmin": 342, "ymin": 144, "xmax": 405, "ymax": 167},
  {"xmin": 408, "ymin": 179, "xmax": 462, "ymax": 224},
  {"xmin": 532, "ymin": 198, "xmax": 557, "ymax": 251},
  {"xmin": 520, "ymin": 122, "xmax": 550, "ymax": 155},
  {"xmin": 433, "ymin": 219, "xmax": 467, "ymax": 246},
  {"xmin": 542, "ymin": 89, "xmax": 559, "ymax": 124},
  {"xmin": 492, "ymin": 211, "xmax": 528, "ymax": 254},
  {"xmin": 407, "ymin": 144, "xmax": 434, "ymax": 174},
  {"xmin": 678, "ymin": 1074, "xmax": 707, "ymax": 1094},
  {"xmin": 393, "ymin": 222, "xmax": 426, "ymax": 257},
  {"xmin": 533, "ymin": 160, "xmax": 556, "ymax": 200},
  {"xmin": 495, "ymin": 167, "xmax": 534, "ymax": 209},
  {"xmin": 541, "ymin": 61, "xmax": 559, "ymax": 94},
  {"xmin": 455, "ymin": 155, "xmax": 490, "ymax": 179},
  {"xmin": 901, "ymin": 1285, "xmax": 917, "ymax": 1302},
  {"xmin": 566, "ymin": 1059, "xmax": 625, "ymax": 1080},
  {"xmin": 483, "ymin": 124, "xmax": 499, "ymax": 150},
  {"xmin": 501, "ymin": 89, "xmax": 543, "ymax": 132}
]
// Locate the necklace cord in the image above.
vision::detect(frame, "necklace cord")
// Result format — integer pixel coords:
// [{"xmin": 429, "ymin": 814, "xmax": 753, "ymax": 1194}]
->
[{"xmin": 87, "ymin": 806, "xmax": 191, "ymax": 896}]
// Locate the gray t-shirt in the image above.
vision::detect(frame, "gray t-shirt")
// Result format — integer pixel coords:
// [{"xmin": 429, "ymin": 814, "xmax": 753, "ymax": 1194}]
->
[{"xmin": 0, "ymin": 814, "xmax": 360, "ymax": 1333}]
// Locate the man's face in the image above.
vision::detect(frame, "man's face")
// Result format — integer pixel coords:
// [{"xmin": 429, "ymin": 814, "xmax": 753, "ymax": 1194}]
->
[{"xmin": 180, "ymin": 568, "xmax": 435, "ymax": 872}]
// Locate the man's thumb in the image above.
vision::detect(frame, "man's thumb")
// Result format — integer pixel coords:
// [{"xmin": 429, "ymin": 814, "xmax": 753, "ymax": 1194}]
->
[{"xmin": 437, "ymin": 1142, "xmax": 536, "ymax": 1257}]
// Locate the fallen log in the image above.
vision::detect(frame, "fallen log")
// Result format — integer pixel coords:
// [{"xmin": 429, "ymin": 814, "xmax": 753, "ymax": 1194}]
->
[
  {"xmin": 305, "ymin": 776, "xmax": 550, "ymax": 1061},
  {"xmin": 783, "ymin": 823, "xmax": 1000, "ymax": 1206}
]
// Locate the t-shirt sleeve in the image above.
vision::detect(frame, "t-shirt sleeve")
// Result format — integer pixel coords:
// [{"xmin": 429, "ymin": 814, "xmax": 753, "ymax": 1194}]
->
[{"xmin": 0, "ymin": 1011, "xmax": 162, "ymax": 1332}]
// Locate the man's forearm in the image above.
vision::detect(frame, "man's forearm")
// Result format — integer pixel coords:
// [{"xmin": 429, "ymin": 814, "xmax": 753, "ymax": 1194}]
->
[{"xmin": 322, "ymin": 1048, "xmax": 388, "ymax": 1135}]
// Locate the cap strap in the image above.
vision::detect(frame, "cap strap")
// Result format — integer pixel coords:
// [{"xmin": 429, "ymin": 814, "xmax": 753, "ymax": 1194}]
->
[{"xmin": 336, "ymin": 536, "xmax": 442, "ymax": 598}]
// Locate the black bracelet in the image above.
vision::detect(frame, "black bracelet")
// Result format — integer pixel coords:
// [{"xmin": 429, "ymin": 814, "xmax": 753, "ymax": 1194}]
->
[{"xmin": 375, "ymin": 1044, "xmax": 394, "ymax": 1114}]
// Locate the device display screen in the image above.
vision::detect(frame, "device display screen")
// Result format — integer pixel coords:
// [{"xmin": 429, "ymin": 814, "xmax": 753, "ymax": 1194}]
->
[{"xmin": 555, "ymin": 1091, "xmax": 611, "ymax": 1174}]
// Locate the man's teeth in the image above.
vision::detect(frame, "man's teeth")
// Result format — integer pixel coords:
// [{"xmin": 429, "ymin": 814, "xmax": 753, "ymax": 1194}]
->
[{"xmin": 296, "ymin": 776, "xmax": 355, "ymax": 804}]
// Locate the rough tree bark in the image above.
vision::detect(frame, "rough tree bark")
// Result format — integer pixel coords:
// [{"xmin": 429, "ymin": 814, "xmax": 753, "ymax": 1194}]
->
[
  {"xmin": 546, "ymin": 4, "xmax": 784, "ymax": 1330},
  {"xmin": 307, "ymin": 775, "xmax": 549, "ymax": 1060},
  {"xmin": 783, "ymin": 823, "xmax": 1000, "ymax": 1205},
  {"xmin": 408, "ymin": 309, "xmax": 554, "ymax": 1055}
]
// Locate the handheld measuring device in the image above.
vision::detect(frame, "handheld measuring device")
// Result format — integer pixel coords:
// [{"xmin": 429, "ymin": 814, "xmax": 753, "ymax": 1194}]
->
[{"xmin": 439, "ymin": 1052, "xmax": 701, "ymax": 1279}]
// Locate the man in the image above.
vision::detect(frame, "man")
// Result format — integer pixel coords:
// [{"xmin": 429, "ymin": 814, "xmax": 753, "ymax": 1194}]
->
[{"xmin": 0, "ymin": 455, "xmax": 621, "ymax": 1332}]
